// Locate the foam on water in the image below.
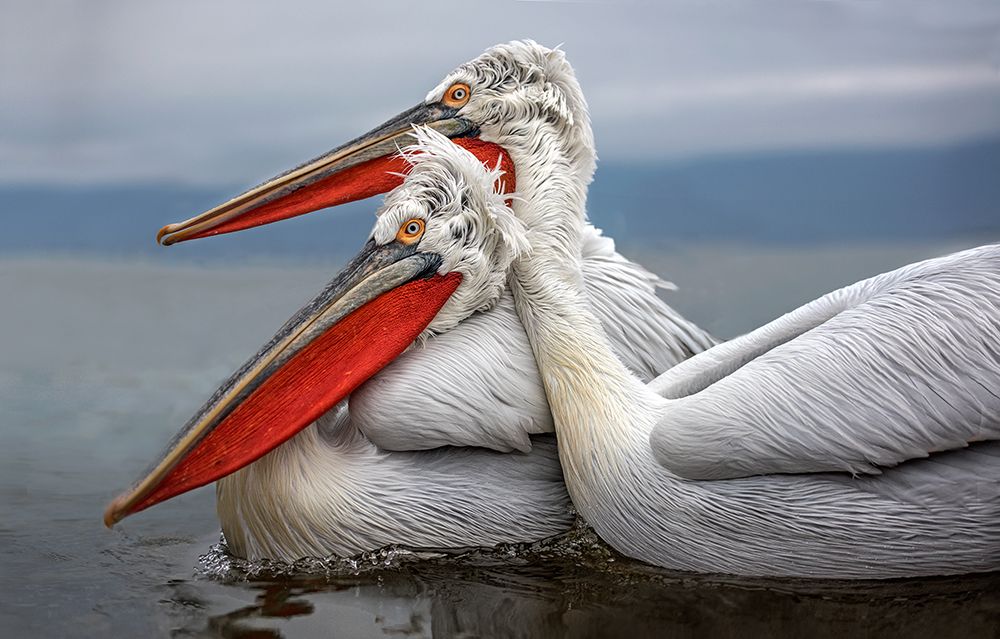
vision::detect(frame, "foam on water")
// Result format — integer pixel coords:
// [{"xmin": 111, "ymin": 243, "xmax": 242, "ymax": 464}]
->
[{"xmin": 197, "ymin": 518, "xmax": 619, "ymax": 581}]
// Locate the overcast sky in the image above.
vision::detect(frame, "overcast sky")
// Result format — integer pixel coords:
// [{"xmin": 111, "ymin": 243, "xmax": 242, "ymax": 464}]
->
[{"xmin": 2, "ymin": 0, "xmax": 999, "ymax": 184}]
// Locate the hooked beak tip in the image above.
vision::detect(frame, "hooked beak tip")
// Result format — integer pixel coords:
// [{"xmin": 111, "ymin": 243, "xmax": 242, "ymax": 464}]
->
[
  {"xmin": 157, "ymin": 225, "xmax": 178, "ymax": 246},
  {"xmin": 103, "ymin": 496, "xmax": 128, "ymax": 528}
]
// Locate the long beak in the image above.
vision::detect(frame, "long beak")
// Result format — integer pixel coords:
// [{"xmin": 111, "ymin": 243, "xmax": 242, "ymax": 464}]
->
[
  {"xmin": 156, "ymin": 104, "xmax": 513, "ymax": 245},
  {"xmin": 104, "ymin": 241, "xmax": 461, "ymax": 526}
]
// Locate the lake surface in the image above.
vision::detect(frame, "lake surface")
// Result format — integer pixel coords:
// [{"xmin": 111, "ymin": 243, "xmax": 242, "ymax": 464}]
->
[{"xmin": 2, "ymin": 240, "xmax": 998, "ymax": 637}]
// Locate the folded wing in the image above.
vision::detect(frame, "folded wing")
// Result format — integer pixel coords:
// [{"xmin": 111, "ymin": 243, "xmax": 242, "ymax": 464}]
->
[{"xmin": 650, "ymin": 244, "xmax": 1000, "ymax": 479}]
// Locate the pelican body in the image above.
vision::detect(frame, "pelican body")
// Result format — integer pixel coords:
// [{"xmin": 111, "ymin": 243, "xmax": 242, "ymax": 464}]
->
[{"xmin": 510, "ymin": 232, "xmax": 1000, "ymax": 578}]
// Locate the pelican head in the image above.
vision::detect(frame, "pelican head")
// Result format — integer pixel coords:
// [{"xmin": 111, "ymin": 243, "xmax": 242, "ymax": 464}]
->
[
  {"xmin": 105, "ymin": 128, "xmax": 526, "ymax": 526},
  {"xmin": 156, "ymin": 40, "xmax": 591, "ymax": 245},
  {"xmin": 425, "ymin": 40, "xmax": 594, "ymax": 184},
  {"xmin": 365, "ymin": 128, "xmax": 528, "ymax": 336}
]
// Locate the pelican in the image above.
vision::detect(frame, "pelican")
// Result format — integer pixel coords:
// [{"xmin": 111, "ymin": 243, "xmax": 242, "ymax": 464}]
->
[
  {"xmin": 513, "ymin": 238, "xmax": 1000, "ymax": 577},
  {"xmin": 153, "ymin": 41, "xmax": 715, "ymax": 455},
  {"xmin": 469, "ymin": 149, "xmax": 997, "ymax": 577},
  {"xmin": 105, "ymin": 132, "xmax": 577, "ymax": 560},
  {"xmin": 329, "ymin": 128, "xmax": 996, "ymax": 579}
]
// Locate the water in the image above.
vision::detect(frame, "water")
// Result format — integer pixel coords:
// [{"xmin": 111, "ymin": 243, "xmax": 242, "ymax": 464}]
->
[{"xmin": 2, "ymin": 240, "xmax": 998, "ymax": 637}]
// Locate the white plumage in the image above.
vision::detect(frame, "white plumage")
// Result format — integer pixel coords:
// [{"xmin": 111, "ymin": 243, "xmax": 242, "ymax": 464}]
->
[
  {"xmin": 510, "ymin": 235, "xmax": 1000, "ymax": 579},
  {"xmin": 385, "ymin": 127, "xmax": 1000, "ymax": 578},
  {"xmin": 649, "ymin": 245, "xmax": 1000, "ymax": 480},
  {"xmin": 217, "ymin": 406, "xmax": 571, "ymax": 560}
]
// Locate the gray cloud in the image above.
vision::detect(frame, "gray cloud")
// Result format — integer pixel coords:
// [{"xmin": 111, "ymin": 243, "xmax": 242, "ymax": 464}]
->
[{"xmin": 2, "ymin": 0, "xmax": 999, "ymax": 183}]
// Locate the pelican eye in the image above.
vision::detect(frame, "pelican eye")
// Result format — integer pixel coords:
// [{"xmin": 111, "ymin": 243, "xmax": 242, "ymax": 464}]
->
[
  {"xmin": 442, "ymin": 82, "xmax": 471, "ymax": 108},
  {"xmin": 396, "ymin": 218, "xmax": 425, "ymax": 244}
]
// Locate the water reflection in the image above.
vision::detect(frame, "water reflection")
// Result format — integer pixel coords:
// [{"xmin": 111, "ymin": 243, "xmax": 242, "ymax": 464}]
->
[
  {"xmin": 203, "ymin": 585, "xmax": 315, "ymax": 638},
  {"xmin": 164, "ymin": 532, "xmax": 1000, "ymax": 639}
]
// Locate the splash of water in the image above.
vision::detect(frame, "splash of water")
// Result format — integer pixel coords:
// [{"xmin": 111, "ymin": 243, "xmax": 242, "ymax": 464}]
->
[{"xmin": 197, "ymin": 517, "xmax": 619, "ymax": 581}]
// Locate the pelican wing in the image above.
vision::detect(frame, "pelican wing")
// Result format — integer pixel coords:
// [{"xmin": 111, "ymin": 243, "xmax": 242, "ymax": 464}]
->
[
  {"xmin": 352, "ymin": 225, "xmax": 716, "ymax": 453},
  {"xmin": 649, "ymin": 244, "xmax": 1000, "ymax": 480},
  {"xmin": 350, "ymin": 291, "xmax": 551, "ymax": 452}
]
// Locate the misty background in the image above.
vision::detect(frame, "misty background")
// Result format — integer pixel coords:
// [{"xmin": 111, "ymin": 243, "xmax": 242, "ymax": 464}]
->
[{"xmin": 2, "ymin": 0, "xmax": 999, "ymax": 260}]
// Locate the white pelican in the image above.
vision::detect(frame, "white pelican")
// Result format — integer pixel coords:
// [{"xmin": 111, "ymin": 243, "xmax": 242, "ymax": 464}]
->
[
  {"xmin": 153, "ymin": 41, "xmax": 715, "ymax": 455},
  {"xmin": 434, "ymin": 131, "xmax": 998, "ymax": 577},
  {"xmin": 105, "ymin": 132, "xmax": 577, "ymax": 560},
  {"xmin": 354, "ymin": 128, "xmax": 996, "ymax": 579},
  {"xmin": 513, "ymin": 234, "xmax": 1000, "ymax": 577}
]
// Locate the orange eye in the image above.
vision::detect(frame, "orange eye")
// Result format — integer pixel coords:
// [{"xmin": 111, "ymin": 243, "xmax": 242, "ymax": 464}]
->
[
  {"xmin": 396, "ymin": 218, "xmax": 425, "ymax": 244},
  {"xmin": 442, "ymin": 82, "xmax": 471, "ymax": 108}
]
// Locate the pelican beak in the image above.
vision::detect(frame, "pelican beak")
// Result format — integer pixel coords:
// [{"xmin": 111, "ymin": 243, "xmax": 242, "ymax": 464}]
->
[
  {"xmin": 103, "ymin": 241, "xmax": 461, "ymax": 527},
  {"xmin": 156, "ymin": 104, "xmax": 512, "ymax": 245}
]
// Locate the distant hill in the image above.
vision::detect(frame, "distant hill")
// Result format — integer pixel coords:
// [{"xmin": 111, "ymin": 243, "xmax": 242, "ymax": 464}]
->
[
  {"xmin": 1, "ymin": 138, "xmax": 998, "ymax": 260},
  {"xmin": 589, "ymin": 138, "xmax": 1000, "ymax": 247}
]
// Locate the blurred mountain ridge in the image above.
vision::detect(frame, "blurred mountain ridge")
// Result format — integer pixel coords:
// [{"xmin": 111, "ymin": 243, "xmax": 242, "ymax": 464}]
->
[{"xmin": 2, "ymin": 138, "xmax": 998, "ymax": 261}]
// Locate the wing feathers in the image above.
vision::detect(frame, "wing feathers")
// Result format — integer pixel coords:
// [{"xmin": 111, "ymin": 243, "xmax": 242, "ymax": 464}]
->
[{"xmin": 650, "ymin": 245, "xmax": 1000, "ymax": 480}]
